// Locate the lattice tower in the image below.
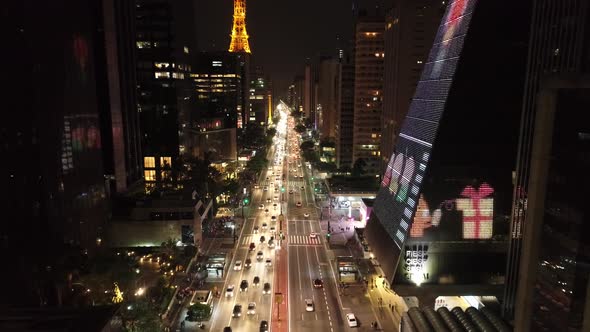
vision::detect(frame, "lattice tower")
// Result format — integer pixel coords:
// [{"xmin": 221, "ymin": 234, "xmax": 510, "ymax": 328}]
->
[{"xmin": 228, "ymin": 0, "xmax": 251, "ymax": 53}]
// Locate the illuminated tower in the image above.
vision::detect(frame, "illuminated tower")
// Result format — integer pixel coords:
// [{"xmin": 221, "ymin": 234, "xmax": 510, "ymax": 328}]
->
[{"xmin": 229, "ymin": 0, "xmax": 251, "ymax": 53}]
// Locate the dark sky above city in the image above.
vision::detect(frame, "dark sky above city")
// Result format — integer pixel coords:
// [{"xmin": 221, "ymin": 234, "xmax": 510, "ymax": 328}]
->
[{"xmin": 195, "ymin": 0, "xmax": 387, "ymax": 96}]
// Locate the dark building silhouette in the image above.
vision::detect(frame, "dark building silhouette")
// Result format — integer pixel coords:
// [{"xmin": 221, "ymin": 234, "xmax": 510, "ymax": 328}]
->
[
  {"xmin": 365, "ymin": 0, "xmax": 531, "ymax": 306},
  {"xmin": 96, "ymin": 0, "xmax": 143, "ymax": 194},
  {"xmin": 497, "ymin": 0, "xmax": 590, "ymax": 329},
  {"xmin": 2, "ymin": 0, "xmax": 110, "ymax": 306},
  {"xmin": 335, "ymin": 50, "xmax": 355, "ymax": 169},
  {"xmin": 135, "ymin": 0, "xmax": 197, "ymax": 188}
]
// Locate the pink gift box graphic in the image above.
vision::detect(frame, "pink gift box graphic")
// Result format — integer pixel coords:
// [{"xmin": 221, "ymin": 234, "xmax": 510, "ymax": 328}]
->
[{"xmin": 456, "ymin": 183, "xmax": 494, "ymax": 239}]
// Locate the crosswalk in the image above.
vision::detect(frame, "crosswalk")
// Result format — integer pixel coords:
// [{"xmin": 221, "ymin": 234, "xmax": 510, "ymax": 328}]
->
[{"xmin": 240, "ymin": 235, "xmax": 321, "ymax": 246}]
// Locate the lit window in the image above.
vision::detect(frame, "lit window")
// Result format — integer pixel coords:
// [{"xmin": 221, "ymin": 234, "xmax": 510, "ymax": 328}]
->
[
  {"xmin": 160, "ymin": 157, "xmax": 172, "ymax": 168},
  {"xmin": 417, "ymin": 60, "xmax": 423, "ymax": 64},
  {"xmin": 154, "ymin": 62, "xmax": 169, "ymax": 69},
  {"xmin": 144, "ymin": 157, "xmax": 155, "ymax": 168},
  {"xmin": 155, "ymin": 72, "xmax": 170, "ymax": 79},
  {"xmin": 144, "ymin": 170, "xmax": 156, "ymax": 181},
  {"xmin": 184, "ymin": 46, "xmax": 189, "ymax": 54},
  {"xmin": 212, "ymin": 61, "xmax": 222, "ymax": 67},
  {"xmin": 136, "ymin": 41, "xmax": 150, "ymax": 48},
  {"xmin": 371, "ymin": 133, "xmax": 377, "ymax": 138}
]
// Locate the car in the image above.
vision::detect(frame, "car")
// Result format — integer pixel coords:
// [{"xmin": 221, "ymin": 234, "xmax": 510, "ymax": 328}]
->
[
  {"xmin": 271, "ymin": 215, "xmax": 277, "ymax": 221},
  {"xmin": 259, "ymin": 204, "xmax": 265, "ymax": 210},
  {"xmin": 263, "ymin": 186, "xmax": 268, "ymax": 191},
  {"xmin": 253, "ymin": 226, "xmax": 259, "ymax": 234},
  {"xmin": 247, "ymin": 302, "xmax": 257, "ymax": 315},
  {"xmin": 249, "ymin": 242, "xmax": 256, "ymax": 251},
  {"xmin": 305, "ymin": 299, "xmax": 314, "ymax": 312},
  {"xmin": 273, "ymin": 203, "xmax": 278, "ymax": 209},
  {"xmin": 270, "ymin": 226, "xmax": 276, "ymax": 233},
  {"xmin": 253, "ymin": 276, "xmax": 260, "ymax": 286},
  {"xmin": 260, "ymin": 235, "xmax": 266, "ymax": 243},
  {"xmin": 262, "ymin": 283, "xmax": 271, "ymax": 294},
  {"xmin": 268, "ymin": 239, "xmax": 275, "ymax": 248},
  {"xmin": 274, "ymin": 196, "xmax": 279, "ymax": 201},
  {"xmin": 232, "ymin": 304, "xmax": 242, "ymax": 317},
  {"xmin": 224, "ymin": 327, "xmax": 232, "ymax": 332},
  {"xmin": 225, "ymin": 285, "xmax": 235, "ymax": 297},
  {"xmin": 265, "ymin": 209, "xmax": 270, "ymax": 214},
  {"xmin": 289, "ymin": 190, "xmax": 294, "ymax": 194},
  {"xmin": 259, "ymin": 320, "xmax": 269, "ymax": 332},
  {"xmin": 240, "ymin": 280, "xmax": 248, "ymax": 292},
  {"xmin": 262, "ymin": 223, "xmax": 268, "ymax": 230},
  {"xmin": 245, "ymin": 258, "xmax": 252, "ymax": 268},
  {"xmin": 346, "ymin": 313, "xmax": 358, "ymax": 327},
  {"xmin": 313, "ymin": 278, "xmax": 323, "ymax": 288},
  {"xmin": 266, "ymin": 198, "xmax": 272, "ymax": 203},
  {"xmin": 234, "ymin": 260, "xmax": 243, "ymax": 270},
  {"xmin": 256, "ymin": 251, "xmax": 264, "ymax": 261},
  {"xmin": 303, "ymin": 212, "xmax": 310, "ymax": 218},
  {"xmin": 309, "ymin": 232, "xmax": 318, "ymax": 239},
  {"xmin": 265, "ymin": 258, "xmax": 272, "ymax": 266},
  {"xmin": 296, "ymin": 202, "xmax": 302, "ymax": 207},
  {"xmin": 301, "ymin": 186, "xmax": 305, "ymax": 190},
  {"xmin": 254, "ymin": 184, "xmax": 259, "ymax": 189}
]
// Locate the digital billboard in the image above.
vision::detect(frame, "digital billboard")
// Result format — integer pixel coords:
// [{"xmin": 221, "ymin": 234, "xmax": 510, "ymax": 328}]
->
[{"xmin": 368, "ymin": 0, "xmax": 479, "ymax": 281}]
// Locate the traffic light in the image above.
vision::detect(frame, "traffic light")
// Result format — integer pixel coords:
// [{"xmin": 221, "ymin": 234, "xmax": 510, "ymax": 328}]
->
[
  {"xmin": 243, "ymin": 198, "xmax": 249, "ymax": 205},
  {"xmin": 314, "ymin": 188, "xmax": 318, "ymax": 192},
  {"xmin": 326, "ymin": 233, "xmax": 331, "ymax": 240},
  {"xmin": 281, "ymin": 186, "xmax": 285, "ymax": 193}
]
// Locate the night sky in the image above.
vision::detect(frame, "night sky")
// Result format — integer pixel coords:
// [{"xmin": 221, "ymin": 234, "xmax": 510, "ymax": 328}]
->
[{"xmin": 195, "ymin": 0, "xmax": 387, "ymax": 95}]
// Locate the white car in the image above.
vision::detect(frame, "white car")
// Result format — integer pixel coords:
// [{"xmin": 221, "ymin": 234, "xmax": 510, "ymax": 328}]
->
[
  {"xmin": 346, "ymin": 313, "xmax": 358, "ymax": 327},
  {"xmin": 309, "ymin": 232, "xmax": 318, "ymax": 239},
  {"xmin": 296, "ymin": 202, "xmax": 302, "ymax": 207},
  {"xmin": 234, "ymin": 260, "xmax": 243, "ymax": 271},
  {"xmin": 305, "ymin": 299, "xmax": 314, "ymax": 312},
  {"xmin": 247, "ymin": 302, "xmax": 256, "ymax": 315},
  {"xmin": 225, "ymin": 285, "xmax": 235, "ymax": 297},
  {"xmin": 265, "ymin": 258, "xmax": 272, "ymax": 266},
  {"xmin": 259, "ymin": 204, "xmax": 265, "ymax": 210},
  {"xmin": 303, "ymin": 212, "xmax": 310, "ymax": 218}
]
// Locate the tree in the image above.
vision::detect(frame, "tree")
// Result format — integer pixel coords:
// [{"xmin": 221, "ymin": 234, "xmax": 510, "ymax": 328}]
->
[
  {"xmin": 295, "ymin": 124, "xmax": 306, "ymax": 133},
  {"xmin": 186, "ymin": 303, "xmax": 212, "ymax": 322},
  {"xmin": 300, "ymin": 140, "xmax": 315, "ymax": 151},
  {"xmin": 352, "ymin": 158, "xmax": 367, "ymax": 177}
]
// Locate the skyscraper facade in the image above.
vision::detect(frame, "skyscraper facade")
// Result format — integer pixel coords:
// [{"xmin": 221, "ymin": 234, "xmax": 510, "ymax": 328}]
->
[
  {"xmin": 249, "ymin": 65, "xmax": 273, "ymax": 126},
  {"xmin": 135, "ymin": 0, "xmax": 197, "ymax": 188},
  {"xmin": 365, "ymin": 0, "xmax": 531, "ymax": 300},
  {"xmin": 335, "ymin": 51, "xmax": 355, "ymax": 169},
  {"xmin": 318, "ymin": 56, "xmax": 340, "ymax": 141},
  {"xmin": 381, "ymin": 0, "xmax": 445, "ymax": 173},
  {"xmin": 97, "ymin": 0, "xmax": 143, "ymax": 194},
  {"xmin": 503, "ymin": 0, "xmax": 590, "ymax": 328},
  {"xmin": 3, "ymin": 0, "xmax": 110, "ymax": 306},
  {"xmin": 352, "ymin": 10, "xmax": 385, "ymax": 177}
]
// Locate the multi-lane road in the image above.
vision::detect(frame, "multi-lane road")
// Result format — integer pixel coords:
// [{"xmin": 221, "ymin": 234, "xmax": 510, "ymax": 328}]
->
[{"xmin": 209, "ymin": 111, "xmax": 356, "ymax": 332}]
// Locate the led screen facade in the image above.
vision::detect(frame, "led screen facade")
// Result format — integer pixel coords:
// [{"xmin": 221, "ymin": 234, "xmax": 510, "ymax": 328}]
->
[{"xmin": 371, "ymin": 0, "xmax": 478, "ymax": 279}]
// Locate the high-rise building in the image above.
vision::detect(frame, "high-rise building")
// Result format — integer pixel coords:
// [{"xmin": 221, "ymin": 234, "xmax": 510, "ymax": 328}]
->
[
  {"xmin": 304, "ymin": 63, "xmax": 313, "ymax": 120},
  {"xmin": 335, "ymin": 50, "xmax": 355, "ymax": 169},
  {"xmin": 135, "ymin": 0, "xmax": 197, "ymax": 189},
  {"xmin": 249, "ymin": 65, "xmax": 273, "ymax": 126},
  {"xmin": 503, "ymin": 1, "xmax": 590, "ymax": 328},
  {"xmin": 2, "ymin": 0, "xmax": 109, "ymax": 306},
  {"xmin": 364, "ymin": 0, "xmax": 531, "ymax": 306},
  {"xmin": 352, "ymin": 10, "xmax": 385, "ymax": 177},
  {"xmin": 381, "ymin": 0, "xmax": 445, "ymax": 173},
  {"xmin": 292, "ymin": 75, "xmax": 305, "ymax": 114},
  {"xmin": 318, "ymin": 56, "xmax": 340, "ymax": 141},
  {"xmin": 192, "ymin": 51, "xmax": 243, "ymax": 129},
  {"xmin": 97, "ymin": 0, "xmax": 143, "ymax": 194}
]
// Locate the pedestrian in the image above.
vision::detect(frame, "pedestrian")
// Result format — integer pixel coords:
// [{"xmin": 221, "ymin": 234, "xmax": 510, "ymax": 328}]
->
[{"xmin": 382, "ymin": 280, "xmax": 385, "ymax": 287}]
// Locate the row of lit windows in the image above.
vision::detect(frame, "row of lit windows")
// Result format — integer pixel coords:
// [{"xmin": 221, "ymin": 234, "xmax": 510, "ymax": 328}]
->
[
  {"xmin": 154, "ymin": 72, "xmax": 185, "ymax": 79},
  {"xmin": 144, "ymin": 156, "xmax": 171, "ymax": 169},
  {"xmin": 144, "ymin": 170, "xmax": 172, "ymax": 182}
]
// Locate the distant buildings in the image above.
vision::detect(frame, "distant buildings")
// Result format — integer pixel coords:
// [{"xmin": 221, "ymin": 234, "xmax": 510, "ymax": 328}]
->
[
  {"xmin": 317, "ymin": 56, "xmax": 340, "ymax": 141},
  {"xmin": 135, "ymin": 0, "xmax": 197, "ymax": 188},
  {"xmin": 335, "ymin": 51, "xmax": 355, "ymax": 169},
  {"xmin": 352, "ymin": 10, "xmax": 385, "ymax": 177},
  {"xmin": 381, "ymin": 0, "xmax": 445, "ymax": 173},
  {"xmin": 249, "ymin": 66, "xmax": 273, "ymax": 126}
]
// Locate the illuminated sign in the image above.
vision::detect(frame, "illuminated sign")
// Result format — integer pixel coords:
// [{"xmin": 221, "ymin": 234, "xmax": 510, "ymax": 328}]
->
[
  {"xmin": 371, "ymin": 0, "xmax": 478, "ymax": 277},
  {"xmin": 403, "ymin": 245, "xmax": 429, "ymax": 286}
]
